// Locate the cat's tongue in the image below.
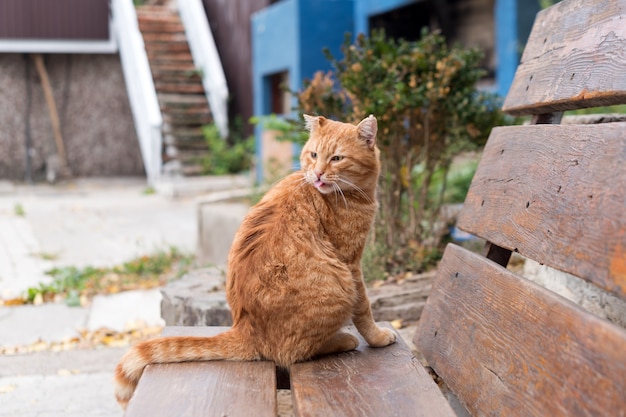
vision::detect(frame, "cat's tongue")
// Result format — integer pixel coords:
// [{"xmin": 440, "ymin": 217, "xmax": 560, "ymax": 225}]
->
[{"xmin": 314, "ymin": 180, "xmax": 326, "ymax": 188}]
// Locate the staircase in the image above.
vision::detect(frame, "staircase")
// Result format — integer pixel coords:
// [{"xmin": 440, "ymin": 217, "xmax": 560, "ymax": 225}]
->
[{"xmin": 136, "ymin": 4, "xmax": 213, "ymax": 176}]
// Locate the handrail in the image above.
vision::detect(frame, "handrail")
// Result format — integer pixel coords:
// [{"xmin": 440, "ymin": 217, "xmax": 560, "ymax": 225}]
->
[
  {"xmin": 111, "ymin": 0, "xmax": 163, "ymax": 185},
  {"xmin": 177, "ymin": 0, "xmax": 229, "ymax": 138}
]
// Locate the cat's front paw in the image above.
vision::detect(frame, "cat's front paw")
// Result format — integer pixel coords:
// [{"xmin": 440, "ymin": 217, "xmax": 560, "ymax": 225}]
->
[{"xmin": 365, "ymin": 326, "xmax": 396, "ymax": 348}]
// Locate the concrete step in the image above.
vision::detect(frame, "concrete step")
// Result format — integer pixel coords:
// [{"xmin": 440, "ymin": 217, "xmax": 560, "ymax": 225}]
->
[
  {"xmin": 155, "ymin": 81, "xmax": 205, "ymax": 94},
  {"xmin": 159, "ymin": 93, "xmax": 208, "ymax": 106},
  {"xmin": 162, "ymin": 112, "xmax": 212, "ymax": 125},
  {"xmin": 152, "ymin": 71, "xmax": 202, "ymax": 83},
  {"xmin": 138, "ymin": 21, "xmax": 184, "ymax": 33},
  {"xmin": 142, "ymin": 32, "xmax": 188, "ymax": 43},
  {"xmin": 162, "ymin": 125, "xmax": 204, "ymax": 138},
  {"xmin": 144, "ymin": 41, "xmax": 190, "ymax": 54}
]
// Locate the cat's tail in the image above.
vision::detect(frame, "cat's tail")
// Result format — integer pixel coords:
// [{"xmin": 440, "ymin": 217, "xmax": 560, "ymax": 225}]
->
[{"xmin": 114, "ymin": 329, "xmax": 257, "ymax": 409}]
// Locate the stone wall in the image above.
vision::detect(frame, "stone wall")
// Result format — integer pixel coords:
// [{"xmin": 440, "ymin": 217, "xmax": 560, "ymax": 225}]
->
[
  {"xmin": 524, "ymin": 260, "xmax": 626, "ymax": 328},
  {"xmin": 0, "ymin": 53, "xmax": 144, "ymax": 182}
]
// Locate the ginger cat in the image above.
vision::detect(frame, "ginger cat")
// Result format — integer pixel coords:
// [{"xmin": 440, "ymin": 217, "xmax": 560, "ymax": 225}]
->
[{"xmin": 114, "ymin": 114, "xmax": 396, "ymax": 408}]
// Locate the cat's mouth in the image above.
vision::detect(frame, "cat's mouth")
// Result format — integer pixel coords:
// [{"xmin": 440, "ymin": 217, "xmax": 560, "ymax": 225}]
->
[{"xmin": 314, "ymin": 180, "xmax": 326, "ymax": 189}]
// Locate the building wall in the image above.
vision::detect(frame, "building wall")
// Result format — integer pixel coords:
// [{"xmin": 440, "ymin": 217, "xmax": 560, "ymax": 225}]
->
[
  {"xmin": 0, "ymin": 54, "xmax": 144, "ymax": 181},
  {"xmin": 0, "ymin": 0, "xmax": 109, "ymax": 40},
  {"xmin": 202, "ymin": 0, "xmax": 270, "ymax": 134},
  {"xmin": 251, "ymin": 0, "xmax": 354, "ymax": 181}
]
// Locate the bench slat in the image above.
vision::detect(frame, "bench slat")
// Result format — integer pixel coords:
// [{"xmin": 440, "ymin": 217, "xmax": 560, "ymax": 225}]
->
[
  {"xmin": 503, "ymin": 0, "xmax": 626, "ymax": 115},
  {"xmin": 290, "ymin": 324, "xmax": 455, "ymax": 417},
  {"xmin": 125, "ymin": 327, "xmax": 277, "ymax": 417},
  {"xmin": 457, "ymin": 122, "xmax": 626, "ymax": 299},
  {"xmin": 415, "ymin": 244, "xmax": 626, "ymax": 417}
]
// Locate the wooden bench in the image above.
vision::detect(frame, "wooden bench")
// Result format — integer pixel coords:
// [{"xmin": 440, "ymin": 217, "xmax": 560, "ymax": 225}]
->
[{"xmin": 125, "ymin": 0, "xmax": 626, "ymax": 415}]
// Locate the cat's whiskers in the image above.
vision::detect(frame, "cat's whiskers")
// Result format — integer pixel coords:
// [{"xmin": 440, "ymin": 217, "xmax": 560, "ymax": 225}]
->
[
  {"xmin": 332, "ymin": 182, "xmax": 349, "ymax": 209},
  {"xmin": 294, "ymin": 174, "xmax": 312, "ymax": 192},
  {"xmin": 336, "ymin": 177, "xmax": 373, "ymax": 203}
]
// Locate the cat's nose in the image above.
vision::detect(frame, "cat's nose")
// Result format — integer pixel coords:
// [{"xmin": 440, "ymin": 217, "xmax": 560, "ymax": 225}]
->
[{"xmin": 314, "ymin": 170, "xmax": 323, "ymax": 179}]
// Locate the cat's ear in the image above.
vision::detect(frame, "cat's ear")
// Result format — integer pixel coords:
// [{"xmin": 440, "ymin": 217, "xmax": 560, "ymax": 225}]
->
[
  {"xmin": 303, "ymin": 114, "xmax": 326, "ymax": 132},
  {"xmin": 357, "ymin": 115, "xmax": 377, "ymax": 149}
]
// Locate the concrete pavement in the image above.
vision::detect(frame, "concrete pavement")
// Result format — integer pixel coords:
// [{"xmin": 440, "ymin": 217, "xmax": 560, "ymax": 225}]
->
[{"xmin": 0, "ymin": 176, "xmax": 250, "ymax": 417}]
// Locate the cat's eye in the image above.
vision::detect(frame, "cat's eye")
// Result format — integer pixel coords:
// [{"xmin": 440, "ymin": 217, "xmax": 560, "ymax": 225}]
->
[
  {"xmin": 331, "ymin": 155, "xmax": 343, "ymax": 161},
  {"xmin": 311, "ymin": 152, "xmax": 317, "ymax": 159}
]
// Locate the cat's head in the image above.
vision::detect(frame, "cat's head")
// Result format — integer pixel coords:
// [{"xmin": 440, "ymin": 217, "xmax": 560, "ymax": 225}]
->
[{"xmin": 300, "ymin": 115, "xmax": 380, "ymax": 196}]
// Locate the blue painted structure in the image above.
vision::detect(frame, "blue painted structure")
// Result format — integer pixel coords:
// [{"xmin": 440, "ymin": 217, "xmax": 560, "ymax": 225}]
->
[
  {"xmin": 251, "ymin": 0, "xmax": 540, "ymax": 180},
  {"xmin": 495, "ymin": 0, "xmax": 540, "ymax": 97},
  {"xmin": 251, "ymin": 0, "xmax": 353, "ymax": 180},
  {"xmin": 353, "ymin": 0, "xmax": 416, "ymax": 35}
]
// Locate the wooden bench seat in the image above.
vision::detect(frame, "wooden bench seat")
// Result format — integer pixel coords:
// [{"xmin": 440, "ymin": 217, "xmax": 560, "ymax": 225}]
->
[
  {"xmin": 125, "ymin": 324, "xmax": 456, "ymax": 417},
  {"xmin": 124, "ymin": 0, "xmax": 625, "ymax": 415}
]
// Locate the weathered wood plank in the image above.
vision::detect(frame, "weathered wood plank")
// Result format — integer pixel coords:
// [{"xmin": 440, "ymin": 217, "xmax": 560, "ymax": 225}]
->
[
  {"xmin": 125, "ymin": 326, "xmax": 277, "ymax": 417},
  {"xmin": 415, "ymin": 244, "xmax": 626, "ymax": 417},
  {"xmin": 503, "ymin": 0, "xmax": 626, "ymax": 115},
  {"xmin": 457, "ymin": 122, "xmax": 626, "ymax": 299},
  {"xmin": 290, "ymin": 323, "xmax": 455, "ymax": 417}
]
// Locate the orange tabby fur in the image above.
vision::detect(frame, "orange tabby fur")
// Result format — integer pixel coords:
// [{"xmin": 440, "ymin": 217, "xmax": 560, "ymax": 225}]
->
[{"xmin": 113, "ymin": 115, "xmax": 396, "ymax": 408}]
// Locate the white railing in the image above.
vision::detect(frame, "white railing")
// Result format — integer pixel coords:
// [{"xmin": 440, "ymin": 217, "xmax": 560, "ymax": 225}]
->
[
  {"xmin": 177, "ymin": 0, "xmax": 229, "ymax": 138},
  {"xmin": 111, "ymin": 0, "xmax": 163, "ymax": 185}
]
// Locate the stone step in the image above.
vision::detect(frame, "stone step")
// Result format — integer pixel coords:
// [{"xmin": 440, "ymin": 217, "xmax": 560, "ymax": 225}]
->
[
  {"xmin": 161, "ymin": 269, "xmax": 436, "ymax": 328},
  {"xmin": 147, "ymin": 52, "xmax": 194, "ymax": 64},
  {"xmin": 161, "ymin": 102, "xmax": 211, "ymax": 116},
  {"xmin": 165, "ymin": 138, "xmax": 209, "ymax": 150},
  {"xmin": 152, "ymin": 68, "xmax": 200, "ymax": 77},
  {"xmin": 136, "ymin": 6, "xmax": 180, "ymax": 19},
  {"xmin": 163, "ymin": 112, "xmax": 212, "ymax": 125},
  {"xmin": 152, "ymin": 72, "xmax": 202, "ymax": 84},
  {"xmin": 151, "ymin": 62, "xmax": 198, "ymax": 73},
  {"xmin": 161, "ymin": 102, "xmax": 211, "ymax": 115},
  {"xmin": 180, "ymin": 165, "xmax": 205, "ymax": 176},
  {"xmin": 142, "ymin": 32, "xmax": 188, "ymax": 43},
  {"xmin": 155, "ymin": 81, "xmax": 205, "ymax": 94},
  {"xmin": 144, "ymin": 41, "xmax": 190, "ymax": 54},
  {"xmin": 159, "ymin": 93, "xmax": 208, "ymax": 105},
  {"xmin": 163, "ymin": 125, "xmax": 204, "ymax": 137},
  {"xmin": 138, "ymin": 21, "xmax": 184, "ymax": 33}
]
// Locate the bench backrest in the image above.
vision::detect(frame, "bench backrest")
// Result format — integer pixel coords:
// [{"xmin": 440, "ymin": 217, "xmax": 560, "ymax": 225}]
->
[{"xmin": 415, "ymin": 0, "xmax": 626, "ymax": 416}]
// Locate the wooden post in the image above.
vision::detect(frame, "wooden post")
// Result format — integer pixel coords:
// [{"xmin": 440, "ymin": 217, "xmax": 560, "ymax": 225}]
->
[{"xmin": 31, "ymin": 54, "xmax": 68, "ymax": 169}]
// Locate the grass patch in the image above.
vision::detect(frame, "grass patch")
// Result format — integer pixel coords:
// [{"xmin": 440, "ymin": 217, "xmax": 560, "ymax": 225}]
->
[
  {"xmin": 14, "ymin": 203, "xmax": 25, "ymax": 217},
  {"xmin": 23, "ymin": 247, "xmax": 194, "ymax": 305}
]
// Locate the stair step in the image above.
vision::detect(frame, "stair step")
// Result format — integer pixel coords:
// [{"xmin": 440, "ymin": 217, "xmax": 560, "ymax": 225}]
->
[
  {"xmin": 136, "ymin": 6, "xmax": 179, "ymax": 18},
  {"xmin": 163, "ymin": 112, "xmax": 213, "ymax": 125},
  {"xmin": 162, "ymin": 105, "xmax": 211, "ymax": 116},
  {"xmin": 163, "ymin": 123, "xmax": 205, "ymax": 133},
  {"xmin": 159, "ymin": 93, "xmax": 208, "ymax": 105},
  {"xmin": 151, "ymin": 62, "xmax": 197, "ymax": 72},
  {"xmin": 138, "ymin": 21, "xmax": 184, "ymax": 33},
  {"xmin": 142, "ymin": 32, "xmax": 188, "ymax": 43},
  {"xmin": 168, "ymin": 140, "xmax": 207, "ymax": 149},
  {"xmin": 155, "ymin": 82, "xmax": 205, "ymax": 94},
  {"xmin": 166, "ymin": 150, "xmax": 207, "ymax": 166},
  {"xmin": 180, "ymin": 165, "xmax": 205, "ymax": 176},
  {"xmin": 147, "ymin": 52, "xmax": 194, "ymax": 63},
  {"xmin": 164, "ymin": 135, "xmax": 208, "ymax": 147},
  {"xmin": 153, "ymin": 74, "xmax": 202, "ymax": 85},
  {"xmin": 144, "ymin": 42, "xmax": 191, "ymax": 54}
]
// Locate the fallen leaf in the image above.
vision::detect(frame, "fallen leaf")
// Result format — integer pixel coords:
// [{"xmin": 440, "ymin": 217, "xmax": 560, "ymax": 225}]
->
[
  {"xmin": 0, "ymin": 384, "xmax": 16, "ymax": 394},
  {"xmin": 1, "ymin": 298, "xmax": 26, "ymax": 306},
  {"xmin": 57, "ymin": 369, "xmax": 80, "ymax": 376},
  {"xmin": 391, "ymin": 319, "xmax": 403, "ymax": 329},
  {"xmin": 33, "ymin": 293, "xmax": 43, "ymax": 306}
]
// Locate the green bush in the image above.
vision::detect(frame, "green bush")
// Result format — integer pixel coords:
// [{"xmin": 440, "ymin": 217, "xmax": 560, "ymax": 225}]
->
[
  {"xmin": 289, "ymin": 29, "xmax": 508, "ymax": 277},
  {"xmin": 202, "ymin": 118, "xmax": 255, "ymax": 175}
]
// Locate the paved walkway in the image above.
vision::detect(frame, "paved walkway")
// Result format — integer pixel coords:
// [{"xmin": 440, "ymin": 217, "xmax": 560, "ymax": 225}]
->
[{"xmin": 0, "ymin": 176, "xmax": 248, "ymax": 417}]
